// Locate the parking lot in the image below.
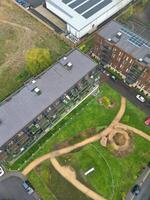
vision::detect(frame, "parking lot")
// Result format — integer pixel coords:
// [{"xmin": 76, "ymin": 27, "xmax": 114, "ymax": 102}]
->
[
  {"xmin": 0, "ymin": 173, "xmax": 40, "ymax": 200},
  {"xmin": 26, "ymin": 0, "xmax": 43, "ymax": 8}
]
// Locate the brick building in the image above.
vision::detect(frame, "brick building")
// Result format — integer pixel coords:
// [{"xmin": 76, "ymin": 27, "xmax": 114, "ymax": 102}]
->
[
  {"xmin": 0, "ymin": 50, "xmax": 100, "ymax": 162},
  {"xmin": 94, "ymin": 20, "xmax": 150, "ymax": 96}
]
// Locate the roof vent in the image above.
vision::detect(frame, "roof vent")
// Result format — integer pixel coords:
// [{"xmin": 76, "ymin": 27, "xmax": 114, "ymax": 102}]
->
[
  {"xmin": 63, "ymin": 57, "xmax": 67, "ymax": 60},
  {"xmin": 32, "ymin": 80, "xmax": 36, "ymax": 84},
  {"xmin": 66, "ymin": 62, "xmax": 73, "ymax": 70},
  {"xmin": 117, "ymin": 32, "xmax": 122, "ymax": 37},
  {"xmin": 138, "ymin": 58, "xmax": 143, "ymax": 62},
  {"xmin": 34, "ymin": 87, "xmax": 41, "ymax": 95}
]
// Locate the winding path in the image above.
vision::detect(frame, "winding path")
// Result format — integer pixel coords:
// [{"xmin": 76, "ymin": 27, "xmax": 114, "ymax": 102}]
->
[
  {"xmin": 51, "ymin": 158, "xmax": 106, "ymax": 200},
  {"xmin": 22, "ymin": 97, "xmax": 126, "ymax": 176},
  {"xmin": 22, "ymin": 96, "xmax": 150, "ymax": 200}
]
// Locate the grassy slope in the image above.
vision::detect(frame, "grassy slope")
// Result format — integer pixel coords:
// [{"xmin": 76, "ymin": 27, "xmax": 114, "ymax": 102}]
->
[{"xmin": 10, "ymin": 84, "xmax": 121, "ymax": 170}]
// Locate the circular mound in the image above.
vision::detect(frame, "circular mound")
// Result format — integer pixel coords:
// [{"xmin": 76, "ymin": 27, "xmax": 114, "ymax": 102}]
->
[
  {"xmin": 108, "ymin": 129, "xmax": 130, "ymax": 151},
  {"xmin": 113, "ymin": 132, "xmax": 126, "ymax": 146}
]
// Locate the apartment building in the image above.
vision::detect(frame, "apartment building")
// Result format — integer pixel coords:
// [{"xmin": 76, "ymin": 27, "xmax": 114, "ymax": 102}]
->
[
  {"xmin": 0, "ymin": 50, "xmax": 100, "ymax": 162},
  {"xmin": 94, "ymin": 20, "xmax": 150, "ymax": 95}
]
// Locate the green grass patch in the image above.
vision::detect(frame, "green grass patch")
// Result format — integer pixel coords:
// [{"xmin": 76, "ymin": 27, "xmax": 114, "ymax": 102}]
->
[
  {"xmin": 28, "ymin": 160, "xmax": 90, "ymax": 200},
  {"xmin": 121, "ymin": 100, "xmax": 150, "ymax": 134},
  {"xmin": 58, "ymin": 135, "xmax": 150, "ymax": 200}
]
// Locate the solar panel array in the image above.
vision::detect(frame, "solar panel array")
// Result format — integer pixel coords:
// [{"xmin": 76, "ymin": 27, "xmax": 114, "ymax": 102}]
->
[
  {"xmin": 62, "ymin": 0, "xmax": 112, "ymax": 18},
  {"xmin": 121, "ymin": 28, "xmax": 150, "ymax": 48}
]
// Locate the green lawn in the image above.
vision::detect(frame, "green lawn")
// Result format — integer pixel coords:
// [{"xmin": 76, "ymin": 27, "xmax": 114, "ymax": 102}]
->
[
  {"xmin": 121, "ymin": 101, "xmax": 150, "ymax": 135},
  {"xmin": 10, "ymin": 84, "xmax": 121, "ymax": 170},
  {"xmin": 28, "ymin": 160, "xmax": 90, "ymax": 200},
  {"xmin": 58, "ymin": 135, "xmax": 150, "ymax": 200}
]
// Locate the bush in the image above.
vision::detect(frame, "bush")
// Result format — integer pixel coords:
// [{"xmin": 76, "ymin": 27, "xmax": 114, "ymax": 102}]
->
[
  {"xmin": 25, "ymin": 48, "xmax": 52, "ymax": 75},
  {"xmin": 102, "ymin": 96, "xmax": 111, "ymax": 107}
]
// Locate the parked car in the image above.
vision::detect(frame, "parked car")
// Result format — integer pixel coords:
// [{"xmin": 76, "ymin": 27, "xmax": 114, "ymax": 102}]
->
[
  {"xmin": 110, "ymin": 75, "xmax": 117, "ymax": 81},
  {"xmin": 0, "ymin": 166, "xmax": 4, "ymax": 176},
  {"xmin": 22, "ymin": 181, "xmax": 34, "ymax": 195},
  {"xmin": 145, "ymin": 117, "xmax": 150, "ymax": 126},
  {"xmin": 131, "ymin": 184, "xmax": 140, "ymax": 196},
  {"xmin": 136, "ymin": 94, "xmax": 145, "ymax": 103}
]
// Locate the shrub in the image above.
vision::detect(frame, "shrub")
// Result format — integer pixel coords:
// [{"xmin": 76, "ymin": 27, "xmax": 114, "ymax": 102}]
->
[
  {"xmin": 25, "ymin": 48, "xmax": 52, "ymax": 75},
  {"xmin": 102, "ymin": 96, "xmax": 111, "ymax": 107}
]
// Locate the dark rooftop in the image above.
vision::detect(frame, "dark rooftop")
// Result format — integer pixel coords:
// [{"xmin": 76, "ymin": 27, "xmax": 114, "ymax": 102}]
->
[
  {"xmin": 0, "ymin": 50, "xmax": 97, "ymax": 147},
  {"xmin": 97, "ymin": 20, "xmax": 150, "ymax": 64}
]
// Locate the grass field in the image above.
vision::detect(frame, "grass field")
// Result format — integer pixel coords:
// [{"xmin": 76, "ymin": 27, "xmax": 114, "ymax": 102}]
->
[
  {"xmin": 28, "ymin": 160, "xmax": 91, "ymax": 200},
  {"xmin": 58, "ymin": 135, "xmax": 150, "ymax": 200},
  {"xmin": 0, "ymin": 0, "xmax": 70, "ymax": 102}
]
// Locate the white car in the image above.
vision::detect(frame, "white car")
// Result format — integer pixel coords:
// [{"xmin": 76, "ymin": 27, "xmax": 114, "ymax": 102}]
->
[
  {"xmin": 136, "ymin": 94, "xmax": 145, "ymax": 103},
  {"xmin": 0, "ymin": 166, "xmax": 4, "ymax": 176}
]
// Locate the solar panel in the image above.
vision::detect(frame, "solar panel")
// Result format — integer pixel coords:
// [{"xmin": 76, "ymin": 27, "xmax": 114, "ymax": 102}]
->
[
  {"xmin": 75, "ymin": 0, "xmax": 101, "ymax": 14},
  {"xmin": 83, "ymin": 0, "xmax": 112, "ymax": 18},
  {"xmin": 121, "ymin": 28, "xmax": 150, "ymax": 49},
  {"xmin": 62, "ymin": 0, "xmax": 73, "ymax": 4},
  {"xmin": 69, "ymin": 0, "xmax": 87, "ymax": 9}
]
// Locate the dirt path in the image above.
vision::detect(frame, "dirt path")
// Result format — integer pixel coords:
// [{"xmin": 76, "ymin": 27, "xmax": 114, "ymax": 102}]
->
[
  {"xmin": 22, "ymin": 97, "xmax": 126, "ymax": 175},
  {"xmin": 22, "ymin": 96, "xmax": 150, "ymax": 200},
  {"xmin": 116, "ymin": 123, "xmax": 150, "ymax": 142},
  {"xmin": 51, "ymin": 158, "xmax": 106, "ymax": 200},
  {"xmin": 0, "ymin": 19, "xmax": 31, "ymax": 31},
  {"xmin": 0, "ymin": 19, "xmax": 34, "ymax": 74}
]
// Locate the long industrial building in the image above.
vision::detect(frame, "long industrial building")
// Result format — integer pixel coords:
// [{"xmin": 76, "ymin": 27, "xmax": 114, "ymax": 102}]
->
[
  {"xmin": 45, "ymin": 0, "xmax": 133, "ymax": 39},
  {"xmin": 0, "ymin": 50, "xmax": 100, "ymax": 162}
]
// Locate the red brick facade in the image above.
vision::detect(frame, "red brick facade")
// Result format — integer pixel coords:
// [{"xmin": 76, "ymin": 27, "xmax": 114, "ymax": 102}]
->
[{"xmin": 94, "ymin": 34, "xmax": 150, "ymax": 96}]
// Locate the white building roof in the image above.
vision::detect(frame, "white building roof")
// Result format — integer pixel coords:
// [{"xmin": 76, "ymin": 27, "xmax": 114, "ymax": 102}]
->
[{"xmin": 46, "ymin": 0, "xmax": 131, "ymax": 31}]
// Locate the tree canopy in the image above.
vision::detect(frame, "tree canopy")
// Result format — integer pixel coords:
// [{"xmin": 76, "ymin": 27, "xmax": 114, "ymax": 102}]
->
[{"xmin": 25, "ymin": 48, "xmax": 52, "ymax": 75}]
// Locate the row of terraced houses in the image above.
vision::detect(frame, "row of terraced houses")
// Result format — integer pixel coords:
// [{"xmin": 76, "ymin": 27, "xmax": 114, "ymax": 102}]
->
[{"xmin": 94, "ymin": 20, "xmax": 150, "ymax": 96}]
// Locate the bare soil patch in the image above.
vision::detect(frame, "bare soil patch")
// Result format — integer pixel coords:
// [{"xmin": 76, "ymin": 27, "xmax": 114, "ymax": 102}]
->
[
  {"xmin": 113, "ymin": 132, "xmax": 126, "ymax": 146},
  {"xmin": 108, "ymin": 130, "xmax": 134, "ymax": 157}
]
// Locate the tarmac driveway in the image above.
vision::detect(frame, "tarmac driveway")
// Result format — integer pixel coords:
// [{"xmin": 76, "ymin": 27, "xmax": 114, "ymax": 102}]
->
[{"xmin": 0, "ymin": 173, "xmax": 40, "ymax": 200}]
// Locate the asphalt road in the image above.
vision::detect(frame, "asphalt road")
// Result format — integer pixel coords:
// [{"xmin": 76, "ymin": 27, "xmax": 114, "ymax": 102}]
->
[
  {"xmin": 0, "ymin": 173, "xmax": 40, "ymax": 200},
  {"xmin": 126, "ymin": 167, "xmax": 150, "ymax": 200},
  {"xmin": 102, "ymin": 73, "xmax": 150, "ymax": 115}
]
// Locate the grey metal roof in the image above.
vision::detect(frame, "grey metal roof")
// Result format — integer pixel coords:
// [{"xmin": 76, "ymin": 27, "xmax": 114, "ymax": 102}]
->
[
  {"xmin": 0, "ymin": 50, "xmax": 97, "ymax": 147},
  {"xmin": 97, "ymin": 20, "xmax": 150, "ymax": 61}
]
